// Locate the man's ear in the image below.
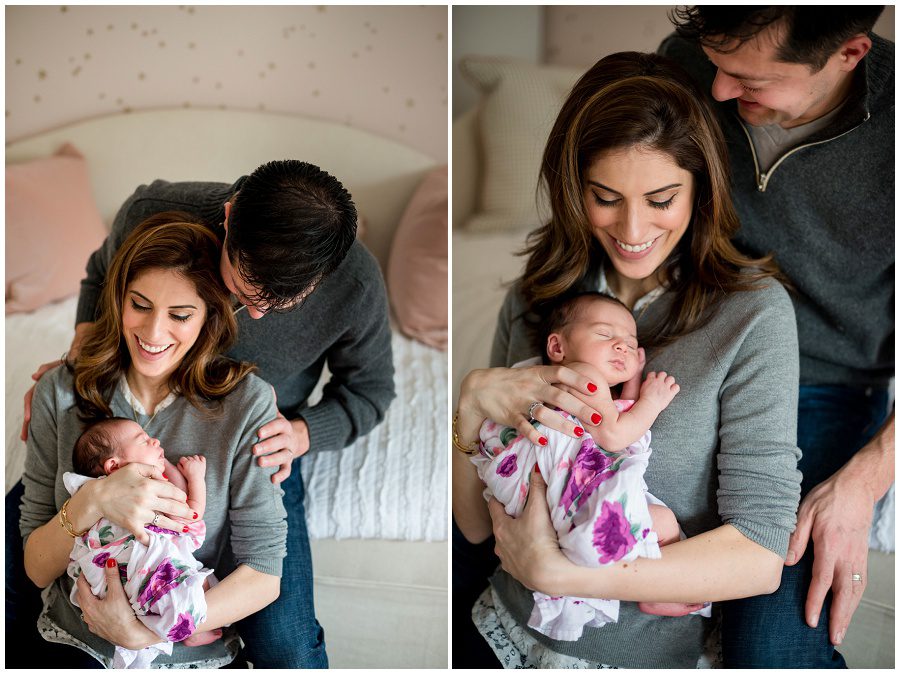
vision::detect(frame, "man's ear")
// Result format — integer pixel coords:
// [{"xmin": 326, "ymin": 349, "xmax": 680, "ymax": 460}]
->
[
  {"xmin": 837, "ymin": 34, "xmax": 872, "ymax": 71},
  {"xmin": 222, "ymin": 201, "xmax": 232, "ymax": 232},
  {"xmin": 103, "ymin": 457, "xmax": 120, "ymax": 475},
  {"xmin": 546, "ymin": 333, "xmax": 566, "ymax": 363}
]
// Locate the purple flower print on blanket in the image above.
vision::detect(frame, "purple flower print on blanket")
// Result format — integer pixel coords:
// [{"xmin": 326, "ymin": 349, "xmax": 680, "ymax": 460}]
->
[
  {"xmin": 559, "ymin": 438, "xmax": 613, "ymax": 514},
  {"xmin": 593, "ymin": 500, "xmax": 637, "ymax": 564},
  {"xmin": 167, "ymin": 612, "xmax": 196, "ymax": 642},
  {"xmin": 497, "ymin": 453, "xmax": 518, "ymax": 478},
  {"xmin": 91, "ymin": 552, "xmax": 111, "ymax": 568},
  {"xmin": 136, "ymin": 557, "xmax": 186, "ymax": 610}
]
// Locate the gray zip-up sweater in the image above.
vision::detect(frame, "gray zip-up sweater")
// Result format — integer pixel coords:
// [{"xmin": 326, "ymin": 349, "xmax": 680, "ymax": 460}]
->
[
  {"xmin": 488, "ymin": 274, "xmax": 802, "ymax": 668},
  {"xmin": 20, "ymin": 366, "xmax": 287, "ymax": 667},
  {"xmin": 75, "ymin": 179, "xmax": 396, "ymax": 453},
  {"xmin": 659, "ymin": 33, "xmax": 895, "ymax": 388}
]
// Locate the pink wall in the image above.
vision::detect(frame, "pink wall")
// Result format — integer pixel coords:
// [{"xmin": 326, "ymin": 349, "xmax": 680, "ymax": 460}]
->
[{"xmin": 6, "ymin": 5, "xmax": 448, "ymax": 161}]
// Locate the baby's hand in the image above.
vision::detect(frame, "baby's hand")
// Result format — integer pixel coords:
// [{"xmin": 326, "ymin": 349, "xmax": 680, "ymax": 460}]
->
[
  {"xmin": 177, "ymin": 455, "xmax": 207, "ymax": 480},
  {"xmin": 639, "ymin": 371, "xmax": 680, "ymax": 411}
]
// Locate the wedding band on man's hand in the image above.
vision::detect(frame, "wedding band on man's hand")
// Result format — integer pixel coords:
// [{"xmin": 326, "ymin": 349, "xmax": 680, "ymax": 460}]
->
[
  {"xmin": 151, "ymin": 513, "xmax": 161, "ymax": 527},
  {"xmin": 528, "ymin": 401, "xmax": 544, "ymax": 422},
  {"xmin": 851, "ymin": 572, "xmax": 863, "ymax": 583}
]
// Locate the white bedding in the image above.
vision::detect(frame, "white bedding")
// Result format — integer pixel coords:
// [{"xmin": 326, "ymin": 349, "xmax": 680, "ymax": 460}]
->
[{"xmin": 5, "ymin": 295, "xmax": 448, "ymax": 543}]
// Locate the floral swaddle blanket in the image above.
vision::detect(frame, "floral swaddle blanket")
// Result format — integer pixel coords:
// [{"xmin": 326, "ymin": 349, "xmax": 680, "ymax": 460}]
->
[
  {"xmin": 63, "ymin": 472, "xmax": 213, "ymax": 668},
  {"xmin": 472, "ymin": 401, "xmax": 664, "ymax": 641}
]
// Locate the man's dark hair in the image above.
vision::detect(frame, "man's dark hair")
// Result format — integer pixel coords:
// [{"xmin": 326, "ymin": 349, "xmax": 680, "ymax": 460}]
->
[
  {"xmin": 73, "ymin": 417, "xmax": 131, "ymax": 477},
  {"xmin": 671, "ymin": 6, "xmax": 885, "ymax": 71},
  {"xmin": 227, "ymin": 160, "xmax": 358, "ymax": 311},
  {"xmin": 538, "ymin": 291, "xmax": 631, "ymax": 364}
]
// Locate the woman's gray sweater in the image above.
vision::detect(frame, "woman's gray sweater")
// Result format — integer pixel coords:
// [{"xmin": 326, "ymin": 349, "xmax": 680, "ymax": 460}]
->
[
  {"xmin": 488, "ymin": 275, "xmax": 802, "ymax": 668},
  {"xmin": 20, "ymin": 367, "xmax": 287, "ymax": 667}
]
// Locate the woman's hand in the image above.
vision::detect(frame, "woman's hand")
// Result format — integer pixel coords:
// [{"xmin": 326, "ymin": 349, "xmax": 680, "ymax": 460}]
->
[
  {"xmin": 459, "ymin": 365, "xmax": 603, "ymax": 445},
  {"xmin": 487, "ymin": 468, "xmax": 573, "ymax": 596},
  {"xmin": 86, "ymin": 463, "xmax": 195, "ymax": 544},
  {"xmin": 77, "ymin": 559, "xmax": 161, "ymax": 650}
]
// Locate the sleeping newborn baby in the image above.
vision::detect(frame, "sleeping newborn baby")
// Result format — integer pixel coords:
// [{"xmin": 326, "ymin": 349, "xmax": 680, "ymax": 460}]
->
[
  {"xmin": 473, "ymin": 292, "xmax": 710, "ymax": 641},
  {"xmin": 65, "ymin": 417, "xmax": 215, "ymax": 668}
]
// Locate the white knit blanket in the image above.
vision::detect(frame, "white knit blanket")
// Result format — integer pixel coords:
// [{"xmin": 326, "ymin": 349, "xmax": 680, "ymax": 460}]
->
[{"xmin": 6, "ymin": 296, "xmax": 448, "ymax": 542}]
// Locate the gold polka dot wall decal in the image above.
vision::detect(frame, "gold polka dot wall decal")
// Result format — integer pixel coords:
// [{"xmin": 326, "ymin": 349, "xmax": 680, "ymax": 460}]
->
[
  {"xmin": 269, "ymin": 62, "xmax": 276, "ymax": 70},
  {"xmin": 258, "ymin": 103, "xmax": 265, "ymax": 110},
  {"xmin": 237, "ymin": 49, "xmax": 244, "ymax": 56},
  {"xmin": 364, "ymin": 21, "xmax": 370, "ymax": 27},
  {"xmin": 188, "ymin": 42, "xmax": 196, "ymax": 49},
  {"xmin": 116, "ymin": 97, "xmax": 123, "ymax": 104},
  {"xmin": 84, "ymin": 52, "xmax": 91, "ymax": 60},
  {"xmin": 138, "ymin": 72, "xmax": 145, "ymax": 80},
  {"xmin": 437, "ymin": 32, "xmax": 443, "ymax": 40},
  {"xmin": 107, "ymin": 24, "xmax": 114, "ymax": 31},
  {"xmin": 187, "ymin": 7, "xmax": 194, "ymax": 14},
  {"xmin": 141, "ymin": 30, "xmax": 148, "ymax": 37},
  {"xmin": 192, "ymin": 76, "xmax": 200, "ymax": 83},
  {"xmin": 307, "ymin": 62, "xmax": 314, "ymax": 69},
  {"xmin": 34, "ymin": 95, "xmax": 41, "ymax": 103},
  {"xmin": 365, "ymin": 45, "xmax": 372, "ymax": 51},
  {"xmin": 312, "ymin": 89, "xmax": 320, "ymax": 97},
  {"xmin": 151, "ymin": 28, "xmax": 157, "ymax": 35},
  {"xmin": 60, "ymin": 6, "xmax": 68, "ymax": 12},
  {"xmin": 15, "ymin": 58, "xmax": 21, "ymax": 65},
  {"xmin": 183, "ymin": 101, "xmax": 191, "ymax": 108},
  {"xmin": 159, "ymin": 41, "xmax": 166, "ymax": 48},
  {"xmin": 72, "ymin": 66, "xmax": 82, "ymax": 76},
  {"xmin": 131, "ymin": 22, "xmax": 137, "ymax": 30},
  {"xmin": 398, "ymin": 124, "xmax": 406, "ymax": 132},
  {"xmin": 406, "ymin": 98, "xmax": 415, "ymax": 108},
  {"xmin": 215, "ymin": 82, "xmax": 222, "ymax": 89},
  {"xmin": 124, "ymin": 106, "xmax": 132, "ymax": 113},
  {"xmin": 38, "ymin": 69, "xmax": 47, "ymax": 80},
  {"xmin": 259, "ymin": 72, "xmax": 266, "ymax": 79},
  {"xmin": 219, "ymin": 104, "xmax": 226, "ymax": 110},
  {"xmin": 98, "ymin": 92, "xmax": 105, "ymax": 99},
  {"xmin": 352, "ymin": 52, "xmax": 359, "ymax": 59},
  {"xmin": 69, "ymin": 56, "xmax": 75, "ymax": 63},
  {"xmin": 382, "ymin": 86, "xmax": 389, "ymax": 93},
  {"xmin": 317, "ymin": 6, "xmax": 326, "ymax": 12},
  {"xmin": 87, "ymin": 28, "xmax": 93, "ymax": 35}
]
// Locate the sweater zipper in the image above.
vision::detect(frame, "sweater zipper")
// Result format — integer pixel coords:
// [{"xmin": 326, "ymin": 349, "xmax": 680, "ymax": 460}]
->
[{"xmin": 737, "ymin": 111, "xmax": 872, "ymax": 193}]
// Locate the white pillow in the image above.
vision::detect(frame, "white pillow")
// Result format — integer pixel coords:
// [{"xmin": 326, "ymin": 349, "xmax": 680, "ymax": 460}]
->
[{"xmin": 459, "ymin": 57, "xmax": 581, "ymax": 233}]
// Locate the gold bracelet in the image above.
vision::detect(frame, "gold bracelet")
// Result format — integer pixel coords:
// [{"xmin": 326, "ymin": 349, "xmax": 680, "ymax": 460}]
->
[
  {"xmin": 452, "ymin": 411, "xmax": 480, "ymax": 456},
  {"xmin": 59, "ymin": 498, "xmax": 88, "ymax": 538}
]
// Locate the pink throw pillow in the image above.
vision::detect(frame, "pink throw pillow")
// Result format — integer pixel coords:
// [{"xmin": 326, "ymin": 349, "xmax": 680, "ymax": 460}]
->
[
  {"xmin": 387, "ymin": 166, "xmax": 448, "ymax": 350},
  {"xmin": 6, "ymin": 144, "xmax": 108, "ymax": 314}
]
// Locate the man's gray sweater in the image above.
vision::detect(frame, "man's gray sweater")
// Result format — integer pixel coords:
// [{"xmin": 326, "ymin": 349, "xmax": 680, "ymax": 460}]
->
[
  {"xmin": 660, "ymin": 33, "xmax": 894, "ymax": 388},
  {"xmin": 75, "ymin": 179, "xmax": 396, "ymax": 453},
  {"xmin": 488, "ymin": 274, "xmax": 802, "ymax": 668}
]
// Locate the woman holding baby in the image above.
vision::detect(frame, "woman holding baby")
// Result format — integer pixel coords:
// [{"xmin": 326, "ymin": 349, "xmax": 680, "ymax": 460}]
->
[
  {"xmin": 20, "ymin": 214, "xmax": 285, "ymax": 667},
  {"xmin": 453, "ymin": 51, "xmax": 802, "ymax": 667}
]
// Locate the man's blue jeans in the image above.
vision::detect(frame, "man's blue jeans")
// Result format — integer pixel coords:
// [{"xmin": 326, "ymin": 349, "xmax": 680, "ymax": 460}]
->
[
  {"xmin": 721, "ymin": 384, "xmax": 890, "ymax": 668},
  {"xmin": 5, "ymin": 462, "xmax": 327, "ymax": 668}
]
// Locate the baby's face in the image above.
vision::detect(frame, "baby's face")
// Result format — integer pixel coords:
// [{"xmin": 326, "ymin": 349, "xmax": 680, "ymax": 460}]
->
[
  {"xmin": 551, "ymin": 299, "xmax": 641, "ymax": 386},
  {"xmin": 110, "ymin": 420, "xmax": 166, "ymax": 473}
]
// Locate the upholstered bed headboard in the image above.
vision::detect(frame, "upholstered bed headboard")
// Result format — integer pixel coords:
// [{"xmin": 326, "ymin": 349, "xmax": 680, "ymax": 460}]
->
[{"xmin": 6, "ymin": 108, "xmax": 437, "ymax": 269}]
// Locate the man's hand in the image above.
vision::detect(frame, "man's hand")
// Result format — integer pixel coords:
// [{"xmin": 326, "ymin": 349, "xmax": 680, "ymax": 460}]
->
[
  {"xmin": 20, "ymin": 359, "xmax": 65, "ymax": 441},
  {"xmin": 786, "ymin": 466, "xmax": 875, "ymax": 646},
  {"xmin": 253, "ymin": 414, "xmax": 310, "ymax": 484},
  {"xmin": 77, "ymin": 559, "xmax": 161, "ymax": 650}
]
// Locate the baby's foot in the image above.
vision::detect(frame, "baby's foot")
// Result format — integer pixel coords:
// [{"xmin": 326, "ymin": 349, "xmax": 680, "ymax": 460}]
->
[
  {"xmin": 178, "ymin": 455, "xmax": 207, "ymax": 480},
  {"xmin": 638, "ymin": 601, "xmax": 706, "ymax": 617},
  {"xmin": 182, "ymin": 628, "xmax": 222, "ymax": 647}
]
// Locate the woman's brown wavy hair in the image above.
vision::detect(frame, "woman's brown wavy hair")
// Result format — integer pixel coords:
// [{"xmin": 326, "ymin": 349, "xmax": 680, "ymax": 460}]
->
[
  {"xmin": 521, "ymin": 51, "xmax": 782, "ymax": 349},
  {"xmin": 73, "ymin": 212, "xmax": 255, "ymax": 419}
]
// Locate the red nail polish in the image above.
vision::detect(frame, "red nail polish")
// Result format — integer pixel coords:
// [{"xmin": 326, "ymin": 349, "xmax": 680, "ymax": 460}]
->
[
  {"xmin": 534, "ymin": 464, "xmax": 541, "ymax": 475},
  {"xmin": 587, "ymin": 382, "xmax": 598, "ymax": 393},
  {"xmin": 162, "ymin": 473, "xmax": 168, "ymax": 480},
  {"xmin": 591, "ymin": 413, "xmax": 602, "ymax": 425},
  {"xmin": 106, "ymin": 558, "xmax": 117, "ymax": 568},
  {"xmin": 574, "ymin": 426, "xmax": 584, "ymax": 437},
  {"xmin": 192, "ymin": 512, "xmax": 198, "ymax": 520},
  {"xmin": 538, "ymin": 436, "xmax": 548, "ymax": 446},
  {"xmin": 183, "ymin": 526, "xmax": 189, "ymax": 533}
]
